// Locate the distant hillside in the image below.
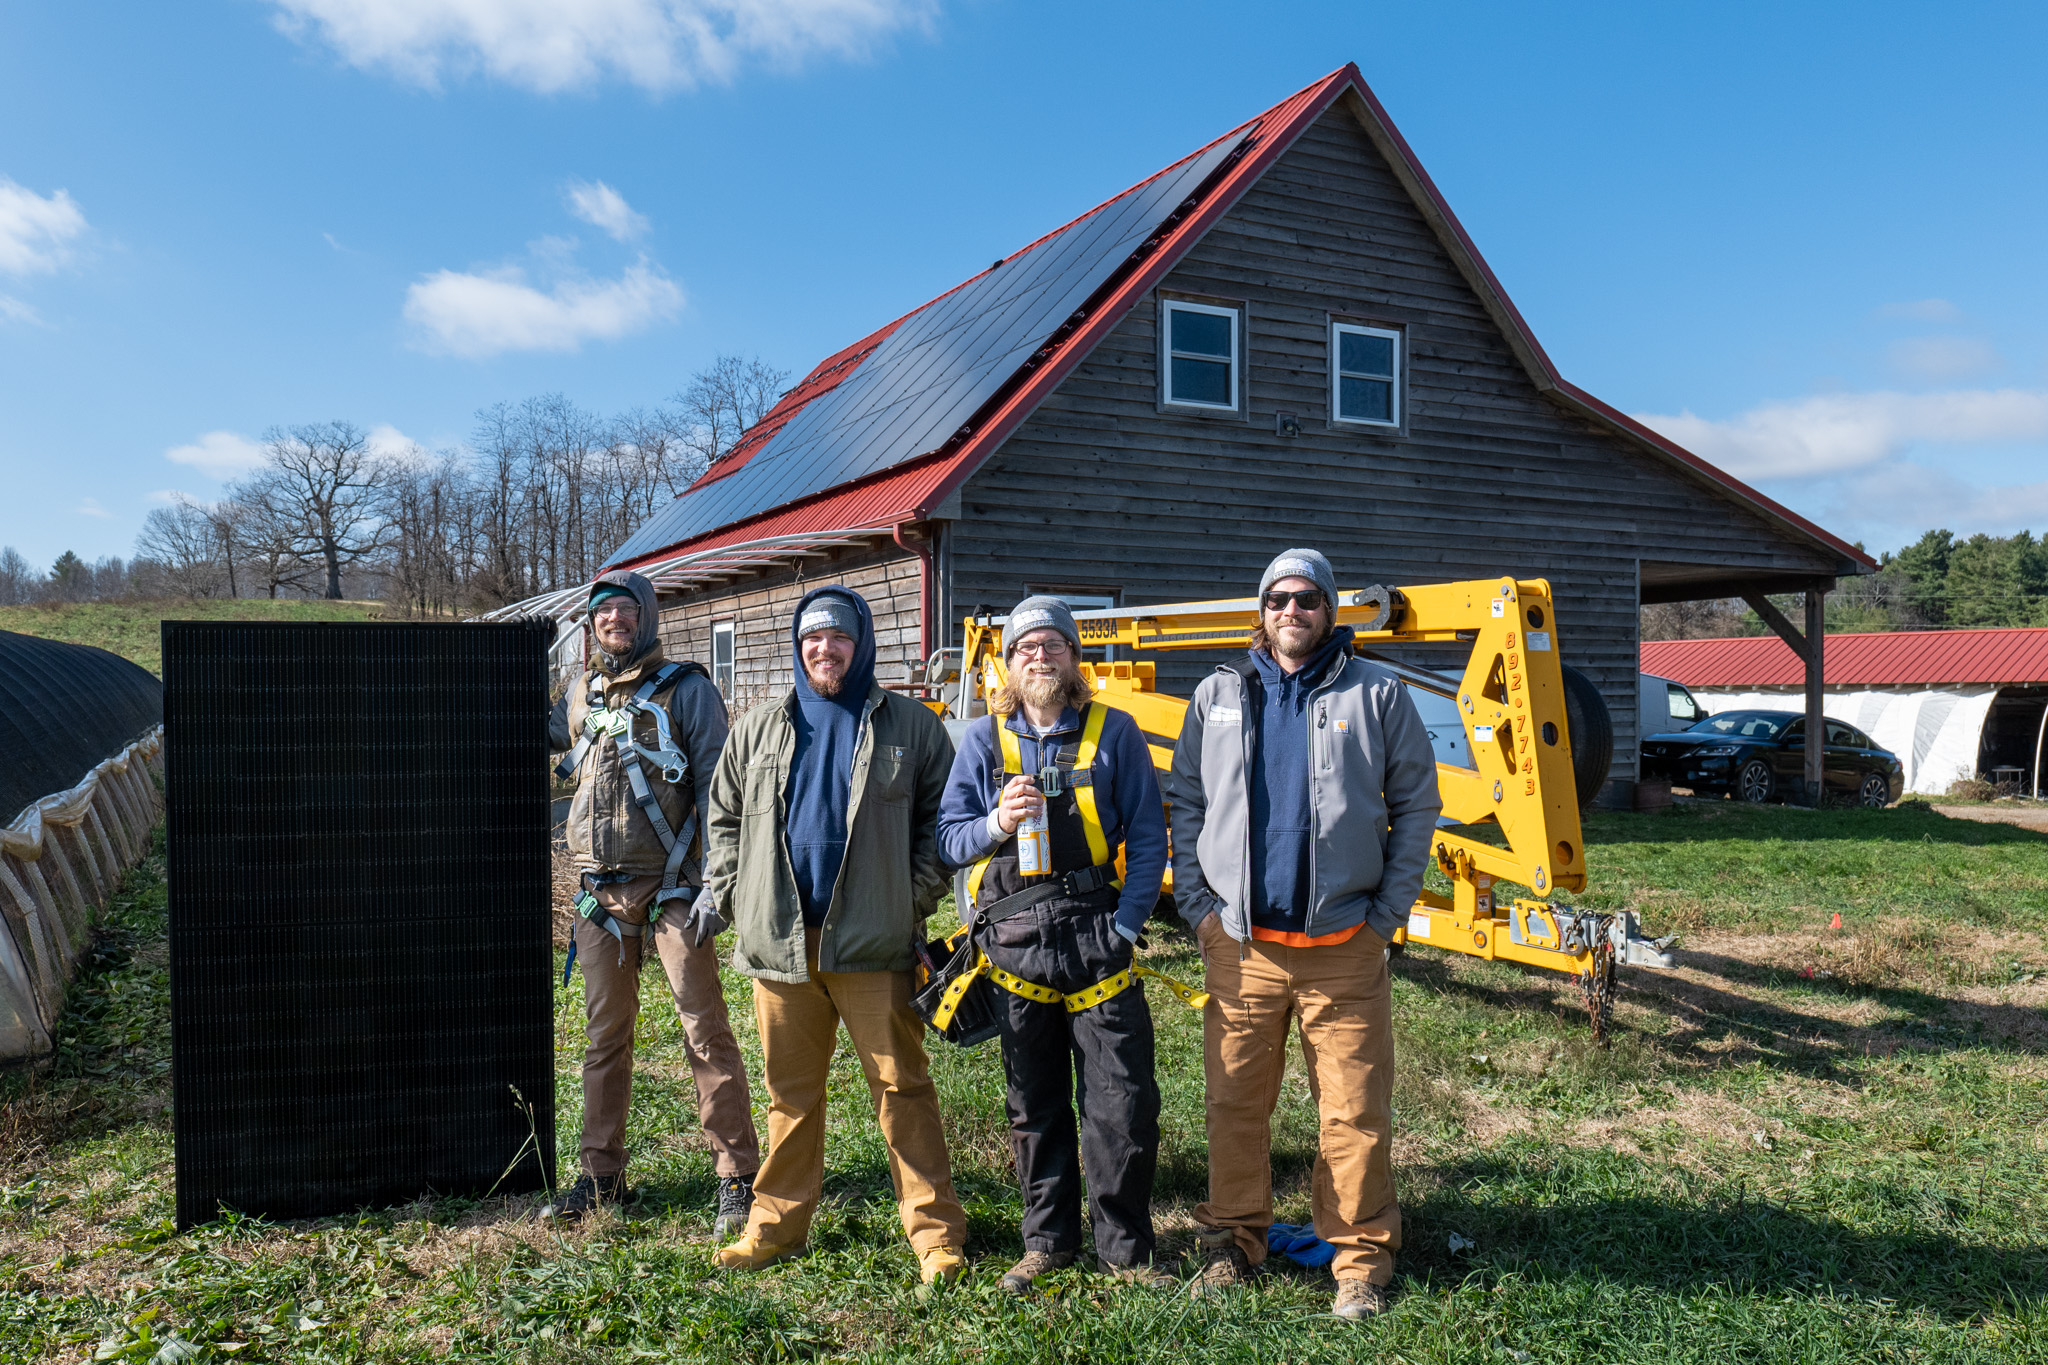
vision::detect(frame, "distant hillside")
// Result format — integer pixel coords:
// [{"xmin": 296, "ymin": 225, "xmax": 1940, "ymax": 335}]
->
[{"xmin": 0, "ymin": 599, "xmax": 387, "ymax": 675}]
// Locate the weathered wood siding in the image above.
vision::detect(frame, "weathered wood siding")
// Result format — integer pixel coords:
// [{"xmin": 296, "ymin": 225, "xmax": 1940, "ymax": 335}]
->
[
  {"xmin": 654, "ymin": 544, "xmax": 922, "ymax": 717},
  {"xmin": 947, "ymin": 103, "xmax": 1843, "ymax": 796}
]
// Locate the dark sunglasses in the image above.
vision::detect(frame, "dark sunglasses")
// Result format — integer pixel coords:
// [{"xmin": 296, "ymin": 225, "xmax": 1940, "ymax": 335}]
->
[{"xmin": 1261, "ymin": 589, "xmax": 1327, "ymax": 612}]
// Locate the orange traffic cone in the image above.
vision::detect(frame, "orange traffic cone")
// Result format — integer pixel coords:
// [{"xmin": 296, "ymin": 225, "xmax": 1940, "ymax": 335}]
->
[{"xmin": 1828, "ymin": 912, "xmax": 1843, "ymax": 930}]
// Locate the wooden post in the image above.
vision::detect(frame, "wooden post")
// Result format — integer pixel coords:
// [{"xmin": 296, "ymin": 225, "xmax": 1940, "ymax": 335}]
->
[
  {"xmin": 1740, "ymin": 579, "xmax": 1834, "ymax": 807},
  {"xmin": 1804, "ymin": 586, "xmax": 1827, "ymax": 806}
]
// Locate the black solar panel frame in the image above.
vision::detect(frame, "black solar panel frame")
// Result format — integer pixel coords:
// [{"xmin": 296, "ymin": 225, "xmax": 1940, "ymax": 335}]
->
[
  {"xmin": 604, "ymin": 134, "xmax": 1247, "ymax": 564},
  {"xmin": 165, "ymin": 621, "xmax": 556, "ymax": 1228}
]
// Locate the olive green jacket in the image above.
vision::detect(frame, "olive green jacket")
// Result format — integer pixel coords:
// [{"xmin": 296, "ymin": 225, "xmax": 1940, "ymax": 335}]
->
[{"xmin": 707, "ymin": 683, "xmax": 954, "ymax": 982}]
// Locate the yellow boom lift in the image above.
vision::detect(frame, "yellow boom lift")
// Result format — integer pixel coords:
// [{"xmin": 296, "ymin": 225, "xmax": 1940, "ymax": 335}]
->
[{"xmin": 920, "ymin": 577, "xmax": 1673, "ymax": 1042}]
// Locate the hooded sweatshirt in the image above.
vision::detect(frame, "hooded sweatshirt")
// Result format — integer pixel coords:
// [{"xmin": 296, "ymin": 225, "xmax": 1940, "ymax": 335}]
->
[
  {"xmin": 784, "ymin": 586, "xmax": 877, "ymax": 925},
  {"xmin": 1247, "ymin": 625, "xmax": 1354, "ymax": 935}
]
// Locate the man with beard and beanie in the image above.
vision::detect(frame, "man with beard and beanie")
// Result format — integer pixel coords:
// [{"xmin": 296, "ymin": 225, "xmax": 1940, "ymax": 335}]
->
[
  {"xmin": 1164, "ymin": 549, "xmax": 1441, "ymax": 1319},
  {"xmin": 936, "ymin": 595, "xmax": 1173, "ymax": 1295},
  {"xmin": 706, "ymin": 586, "xmax": 968, "ymax": 1286},
  {"xmin": 546, "ymin": 570, "xmax": 761, "ymax": 1228}
]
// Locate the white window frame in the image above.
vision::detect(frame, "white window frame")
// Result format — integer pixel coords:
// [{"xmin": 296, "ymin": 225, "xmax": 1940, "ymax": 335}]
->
[
  {"xmin": 1330, "ymin": 321, "xmax": 1402, "ymax": 428},
  {"xmin": 1160, "ymin": 298, "xmax": 1241, "ymax": 411},
  {"xmin": 711, "ymin": 620, "xmax": 735, "ymax": 695}
]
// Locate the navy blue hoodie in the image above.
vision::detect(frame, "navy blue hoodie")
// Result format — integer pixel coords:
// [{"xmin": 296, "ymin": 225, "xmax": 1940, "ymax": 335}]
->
[
  {"xmin": 1247, "ymin": 626, "xmax": 1353, "ymax": 934},
  {"xmin": 784, "ymin": 587, "xmax": 877, "ymax": 925}
]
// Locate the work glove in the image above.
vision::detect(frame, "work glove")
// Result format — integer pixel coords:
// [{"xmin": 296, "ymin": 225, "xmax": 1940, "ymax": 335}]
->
[{"xmin": 686, "ymin": 888, "xmax": 726, "ymax": 948}]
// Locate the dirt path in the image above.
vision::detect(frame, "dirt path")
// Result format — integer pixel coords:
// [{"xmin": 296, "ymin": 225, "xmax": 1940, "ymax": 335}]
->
[{"xmin": 1933, "ymin": 802, "xmax": 2048, "ymax": 830}]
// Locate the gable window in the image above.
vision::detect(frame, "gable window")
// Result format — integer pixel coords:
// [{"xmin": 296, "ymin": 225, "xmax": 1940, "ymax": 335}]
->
[
  {"xmin": 1160, "ymin": 298, "xmax": 1240, "ymax": 410},
  {"xmin": 1331, "ymin": 322, "xmax": 1401, "ymax": 426},
  {"xmin": 711, "ymin": 620, "xmax": 735, "ymax": 695}
]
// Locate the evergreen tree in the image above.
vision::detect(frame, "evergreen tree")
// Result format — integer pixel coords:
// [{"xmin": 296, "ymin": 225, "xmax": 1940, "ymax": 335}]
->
[
  {"xmin": 1891, "ymin": 528, "xmax": 1954, "ymax": 627},
  {"xmin": 47, "ymin": 550, "xmax": 92, "ymax": 603}
]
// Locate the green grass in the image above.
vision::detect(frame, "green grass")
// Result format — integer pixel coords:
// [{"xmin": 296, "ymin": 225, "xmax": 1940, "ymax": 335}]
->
[
  {"xmin": 2, "ymin": 804, "xmax": 2044, "ymax": 1362},
  {"xmin": 0, "ymin": 599, "xmax": 386, "ymax": 675}
]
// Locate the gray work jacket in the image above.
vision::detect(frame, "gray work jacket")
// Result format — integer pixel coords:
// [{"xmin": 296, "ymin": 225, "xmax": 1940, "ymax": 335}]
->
[{"xmin": 1164, "ymin": 650, "xmax": 1442, "ymax": 944}]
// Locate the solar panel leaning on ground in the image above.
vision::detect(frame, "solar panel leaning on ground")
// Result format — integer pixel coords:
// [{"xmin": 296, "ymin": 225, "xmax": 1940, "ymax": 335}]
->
[
  {"xmin": 164, "ymin": 621, "xmax": 556, "ymax": 1227},
  {"xmin": 604, "ymin": 130, "xmax": 1252, "ymax": 566}
]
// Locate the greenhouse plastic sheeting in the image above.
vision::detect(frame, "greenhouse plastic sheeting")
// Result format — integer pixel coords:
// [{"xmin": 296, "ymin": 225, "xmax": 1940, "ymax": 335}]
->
[
  {"xmin": 0, "ymin": 629, "xmax": 161, "ymax": 825},
  {"xmin": 164, "ymin": 621, "xmax": 555, "ymax": 1227}
]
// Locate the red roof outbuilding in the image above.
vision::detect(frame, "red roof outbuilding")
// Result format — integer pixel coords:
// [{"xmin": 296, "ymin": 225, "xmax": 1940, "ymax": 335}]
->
[{"xmin": 1642, "ymin": 629, "xmax": 2048, "ymax": 689}]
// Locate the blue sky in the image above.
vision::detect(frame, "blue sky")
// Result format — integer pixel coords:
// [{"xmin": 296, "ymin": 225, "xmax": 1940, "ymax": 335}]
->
[{"xmin": 4, "ymin": 0, "xmax": 2046, "ymax": 574}]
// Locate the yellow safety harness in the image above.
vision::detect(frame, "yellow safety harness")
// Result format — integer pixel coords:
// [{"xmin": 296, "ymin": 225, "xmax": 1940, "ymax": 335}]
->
[{"xmin": 929, "ymin": 706, "xmax": 1207, "ymax": 1032}]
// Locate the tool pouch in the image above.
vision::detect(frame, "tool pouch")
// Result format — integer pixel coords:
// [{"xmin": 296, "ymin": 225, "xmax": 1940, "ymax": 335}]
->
[{"xmin": 910, "ymin": 928, "xmax": 1001, "ymax": 1049}]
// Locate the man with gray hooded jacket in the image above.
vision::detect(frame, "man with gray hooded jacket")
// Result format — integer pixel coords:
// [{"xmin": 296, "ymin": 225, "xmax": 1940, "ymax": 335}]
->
[
  {"xmin": 1164, "ymin": 549, "xmax": 1441, "ymax": 1318},
  {"xmin": 547, "ymin": 570, "xmax": 760, "ymax": 1227}
]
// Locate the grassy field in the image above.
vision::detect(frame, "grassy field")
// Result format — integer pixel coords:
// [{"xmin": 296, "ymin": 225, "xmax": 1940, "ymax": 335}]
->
[
  {"xmin": 0, "ymin": 599, "xmax": 386, "ymax": 675},
  {"xmin": 1, "ymin": 800, "xmax": 2044, "ymax": 1362}
]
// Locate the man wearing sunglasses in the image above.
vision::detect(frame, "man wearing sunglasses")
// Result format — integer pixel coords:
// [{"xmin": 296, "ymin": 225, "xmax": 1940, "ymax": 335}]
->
[
  {"xmin": 937, "ymin": 596, "xmax": 1171, "ymax": 1294},
  {"xmin": 1164, "ymin": 549, "xmax": 1440, "ymax": 1318}
]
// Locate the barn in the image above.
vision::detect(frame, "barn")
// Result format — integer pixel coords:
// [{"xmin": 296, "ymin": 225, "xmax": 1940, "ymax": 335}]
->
[
  {"xmin": 512, "ymin": 64, "xmax": 1872, "ymax": 804},
  {"xmin": 1642, "ymin": 628, "xmax": 2048, "ymax": 797}
]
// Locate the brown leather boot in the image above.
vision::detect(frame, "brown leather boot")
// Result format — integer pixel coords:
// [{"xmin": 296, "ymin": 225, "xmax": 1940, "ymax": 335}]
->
[
  {"xmin": 1333, "ymin": 1277, "xmax": 1392, "ymax": 1319},
  {"xmin": 1001, "ymin": 1249, "xmax": 1076, "ymax": 1294}
]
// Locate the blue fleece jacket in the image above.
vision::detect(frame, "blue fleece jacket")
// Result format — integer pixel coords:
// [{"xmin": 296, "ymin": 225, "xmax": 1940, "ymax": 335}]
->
[
  {"xmin": 785, "ymin": 587, "xmax": 876, "ymax": 926},
  {"xmin": 1247, "ymin": 627, "xmax": 1353, "ymax": 935},
  {"xmin": 936, "ymin": 703, "xmax": 1168, "ymax": 939}
]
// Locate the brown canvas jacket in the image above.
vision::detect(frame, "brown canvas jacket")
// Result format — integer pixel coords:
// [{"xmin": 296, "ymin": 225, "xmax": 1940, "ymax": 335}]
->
[{"xmin": 707, "ymin": 683, "xmax": 953, "ymax": 982}]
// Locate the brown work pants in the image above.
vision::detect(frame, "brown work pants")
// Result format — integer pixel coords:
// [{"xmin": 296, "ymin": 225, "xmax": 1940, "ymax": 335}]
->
[
  {"xmin": 1194, "ymin": 913, "xmax": 1401, "ymax": 1284},
  {"xmin": 574, "ymin": 874, "xmax": 760, "ymax": 1180},
  {"xmin": 744, "ymin": 928, "xmax": 965, "ymax": 1254}
]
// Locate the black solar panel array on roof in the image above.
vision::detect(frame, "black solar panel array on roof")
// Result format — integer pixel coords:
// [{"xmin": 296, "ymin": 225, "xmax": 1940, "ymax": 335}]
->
[
  {"xmin": 0, "ymin": 630, "xmax": 162, "ymax": 823},
  {"xmin": 164, "ymin": 621, "xmax": 556, "ymax": 1227},
  {"xmin": 607, "ymin": 132, "xmax": 1250, "ymax": 566}
]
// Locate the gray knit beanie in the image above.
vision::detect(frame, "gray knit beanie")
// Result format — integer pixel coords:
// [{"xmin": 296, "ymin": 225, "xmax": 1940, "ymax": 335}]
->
[
  {"xmin": 796, "ymin": 593, "xmax": 864, "ymax": 641},
  {"xmin": 1002, "ymin": 595, "xmax": 1083, "ymax": 657},
  {"xmin": 1259, "ymin": 548, "xmax": 1337, "ymax": 603}
]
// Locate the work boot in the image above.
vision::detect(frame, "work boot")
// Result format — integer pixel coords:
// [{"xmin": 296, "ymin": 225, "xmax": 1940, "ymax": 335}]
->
[
  {"xmin": 1098, "ymin": 1258, "xmax": 1177, "ymax": 1290},
  {"xmin": 918, "ymin": 1246, "xmax": 967, "ymax": 1287},
  {"xmin": 542, "ymin": 1172, "xmax": 625, "ymax": 1223},
  {"xmin": 1188, "ymin": 1233, "xmax": 1253, "ymax": 1299},
  {"xmin": 714, "ymin": 1235, "xmax": 802, "ymax": 1271},
  {"xmin": 1001, "ymin": 1249, "xmax": 1076, "ymax": 1295},
  {"xmin": 1333, "ymin": 1277, "xmax": 1392, "ymax": 1319},
  {"xmin": 713, "ymin": 1174, "xmax": 755, "ymax": 1240}
]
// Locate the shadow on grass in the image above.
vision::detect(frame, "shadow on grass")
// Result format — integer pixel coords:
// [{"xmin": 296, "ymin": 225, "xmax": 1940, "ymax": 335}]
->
[
  {"xmin": 1390, "ymin": 943, "xmax": 2047, "ymax": 1085},
  {"xmin": 1406, "ymin": 1152, "xmax": 2044, "ymax": 1320},
  {"xmin": 1582, "ymin": 801, "xmax": 2048, "ymax": 848}
]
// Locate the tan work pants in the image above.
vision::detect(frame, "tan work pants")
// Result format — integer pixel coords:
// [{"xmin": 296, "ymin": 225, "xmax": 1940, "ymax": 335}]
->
[
  {"xmin": 1195, "ymin": 913, "xmax": 1401, "ymax": 1284},
  {"xmin": 575, "ymin": 874, "xmax": 760, "ymax": 1180},
  {"xmin": 744, "ymin": 928, "xmax": 966, "ymax": 1254}
]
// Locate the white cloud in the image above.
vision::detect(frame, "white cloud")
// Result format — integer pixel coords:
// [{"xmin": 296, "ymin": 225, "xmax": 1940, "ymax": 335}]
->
[
  {"xmin": 1876, "ymin": 298, "xmax": 1962, "ymax": 323},
  {"xmin": 566, "ymin": 180, "xmax": 649, "ymax": 242},
  {"xmin": 1887, "ymin": 335, "xmax": 1999, "ymax": 382},
  {"xmin": 1813, "ymin": 461, "xmax": 2048, "ymax": 546},
  {"xmin": 166, "ymin": 430, "xmax": 270, "ymax": 480},
  {"xmin": 403, "ymin": 260, "xmax": 682, "ymax": 357},
  {"xmin": 0, "ymin": 178, "xmax": 88, "ymax": 276},
  {"xmin": 1634, "ymin": 388, "xmax": 2048, "ymax": 480},
  {"xmin": 76, "ymin": 497, "xmax": 110, "ymax": 519},
  {"xmin": 268, "ymin": 0, "xmax": 937, "ymax": 94},
  {"xmin": 147, "ymin": 489, "xmax": 196, "ymax": 506},
  {"xmin": 0, "ymin": 294, "xmax": 38, "ymax": 325}
]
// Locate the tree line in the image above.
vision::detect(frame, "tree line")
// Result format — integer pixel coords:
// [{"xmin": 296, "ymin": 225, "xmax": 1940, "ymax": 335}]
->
[
  {"xmin": 1641, "ymin": 528, "xmax": 2048, "ymax": 640},
  {"xmin": 0, "ymin": 355, "xmax": 787, "ymax": 614}
]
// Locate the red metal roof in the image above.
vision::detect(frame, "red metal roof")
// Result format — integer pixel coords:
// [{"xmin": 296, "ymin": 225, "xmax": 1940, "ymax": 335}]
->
[
  {"xmin": 1642, "ymin": 628, "xmax": 2048, "ymax": 688},
  {"xmin": 614, "ymin": 63, "xmax": 1871, "ymax": 577}
]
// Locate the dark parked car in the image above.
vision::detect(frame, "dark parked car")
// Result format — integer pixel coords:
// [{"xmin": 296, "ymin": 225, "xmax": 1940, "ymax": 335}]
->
[{"xmin": 1641, "ymin": 710, "xmax": 1903, "ymax": 807}]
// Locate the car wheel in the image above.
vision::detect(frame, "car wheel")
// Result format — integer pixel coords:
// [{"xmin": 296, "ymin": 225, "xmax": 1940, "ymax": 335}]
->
[
  {"xmin": 1738, "ymin": 759, "xmax": 1774, "ymax": 803},
  {"xmin": 1857, "ymin": 773, "xmax": 1890, "ymax": 808}
]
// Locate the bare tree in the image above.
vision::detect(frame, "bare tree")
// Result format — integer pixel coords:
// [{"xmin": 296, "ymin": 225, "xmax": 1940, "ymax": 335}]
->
[
  {"xmin": 258, "ymin": 421, "xmax": 389, "ymax": 599},
  {"xmin": 136, "ymin": 497, "xmax": 228, "ymax": 598},
  {"xmin": 0, "ymin": 547, "xmax": 34, "ymax": 604},
  {"xmin": 676, "ymin": 354, "xmax": 788, "ymax": 470}
]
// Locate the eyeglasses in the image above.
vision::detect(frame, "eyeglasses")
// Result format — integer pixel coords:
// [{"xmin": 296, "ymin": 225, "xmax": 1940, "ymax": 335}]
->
[
  {"xmin": 592, "ymin": 601, "xmax": 640, "ymax": 619},
  {"xmin": 1012, "ymin": 640, "xmax": 1072, "ymax": 658},
  {"xmin": 1261, "ymin": 589, "xmax": 1327, "ymax": 612}
]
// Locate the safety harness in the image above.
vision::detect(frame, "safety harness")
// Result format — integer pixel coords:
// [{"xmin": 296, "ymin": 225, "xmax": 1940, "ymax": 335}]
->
[
  {"xmin": 926, "ymin": 705, "xmax": 1206, "ymax": 1033},
  {"xmin": 556, "ymin": 661, "xmax": 704, "ymax": 973}
]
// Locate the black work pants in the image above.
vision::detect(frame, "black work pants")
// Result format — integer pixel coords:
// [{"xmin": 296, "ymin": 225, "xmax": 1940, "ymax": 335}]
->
[{"xmin": 984, "ymin": 896, "xmax": 1161, "ymax": 1267}]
